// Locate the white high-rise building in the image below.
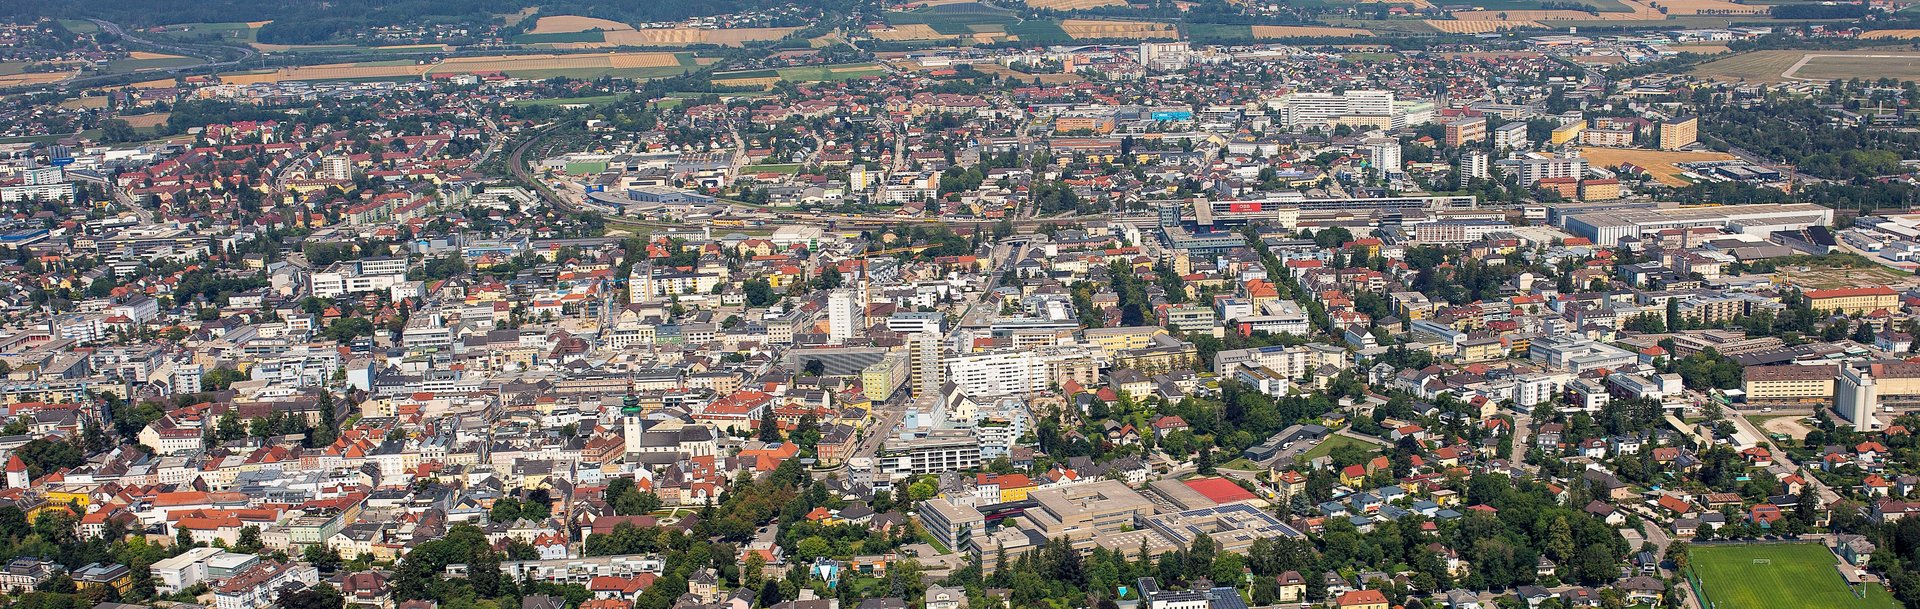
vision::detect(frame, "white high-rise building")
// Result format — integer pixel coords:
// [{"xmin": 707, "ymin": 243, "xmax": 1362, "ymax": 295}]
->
[
  {"xmin": 1366, "ymin": 139, "xmax": 1402, "ymax": 175},
  {"xmin": 1343, "ymin": 90, "xmax": 1394, "ymax": 116},
  {"xmin": 322, "ymin": 156, "xmax": 353, "ymax": 181},
  {"xmin": 828, "ymin": 288, "xmax": 864, "ymax": 344},
  {"xmin": 909, "ymin": 331, "xmax": 945, "ymax": 398},
  {"xmin": 850, "ymin": 165, "xmax": 871, "ymax": 191},
  {"xmin": 1459, "ymin": 151, "xmax": 1490, "ymax": 186},
  {"xmin": 944, "ymin": 349, "xmax": 1049, "ymax": 398}
]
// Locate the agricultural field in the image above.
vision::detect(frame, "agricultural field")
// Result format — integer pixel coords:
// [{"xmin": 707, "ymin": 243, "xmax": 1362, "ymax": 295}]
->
[
  {"xmin": 1425, "ymin": 19, "xmax": 1545, "ymax": 33},
  {"xmin": 1690, "ymin": 544, "xmax": 1900, "ymax": 609},
  {"xmin": 1249, "ymin": 25, "xmax": 1376, "ymax": 38},
  {"xmin": 1575, "ymin": 147, "xmax": 1736, "ymax": 187},
  {"xmin": 219, "ymin": 52, "xmax": 694, "ymax": 84},
  {"xmin": 57, "ymin": 20, "xmax": 100, "ymax": 33},
  {"xmin": 868, "ymin": 24, "xmax": 950, "ymax": 41},
  {"xmin": 527, "ymin": 15, "xmax": 631, "ymax": 33},
  {"xmin": 117, "ymin": 113, "xmax": 172, "ymax": 129},
  {"xmin": 513, "ymin": 15, "xmax": 799, "ymax": 47},
  {"xmin": 1026, "ymin": 0, "xmax": 1127, "ymax": 9},
  {"xmin": 144, "ymin": 21, "xmax": 263, "ymax": 44},
  {"xmin": 889, "ymin": 4, "xmax": 1020, "ymax": 34},
  {"xmin": 1861, "ymin": 29, "xmax": 1920, "ymax": 39},
  {"xmin": 711, "ymin": 63, "xmax": 886, "ymax": 87},
  {"xmin": 1671, "ymin": 43, "xmax": 1733, "ymax": 54},
  {"xmin": 602, "ymin": 27, "xmax": 800, "ymax": 47},
  {"xmin": 102, "ymin": 52, "xmax": 201, "ymax": 74},
  {"xmin": 1060, "ymin": 19, "xmax": 1178, "ymax": 40}
]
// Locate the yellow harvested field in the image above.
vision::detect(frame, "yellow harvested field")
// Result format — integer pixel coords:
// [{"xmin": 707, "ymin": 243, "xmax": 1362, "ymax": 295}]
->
[
  {"xmin": 870, "ymin": 24, "xmax": 947, "ymax": 41},
  {"xmin": 222, "ymin": 63, "xmax": 430, "ymax": 84},
  {"xmin": 1426, "ymin": 20, "xmax": 1544, "ymax": 33},
  {"xmin": 1636, "ymin": 0, "xmax": 1765, "ymax": 15},
  {"xmin": 1251, "ymin": 25, "xmax": 1375, "ymax": 37},
  {"xmin": 1672, "ymin": 43, "xmax": 1731, "ymax": 54},
  {"xmin": 59, "ymin": 97, "xmax": 110, "ymax": 109},
  {"xmin": 1367, "ymin": 0, "xmax": 1433, "ymax": 7},
  {"xmin": 600, "ymin": 27, "xmax": 800, "ymax": 47},
  {"xmin": 435, "ymin": 52, "xmax": 682, "ymax": 71},
  {"xmin": 1861, "ymin": 29, "xmax": 1920, "ymax": 39},
  {"xmin": 220, "ymin": 51, "xmax": 682, "ymax": 83},
  {"xmin": 0, "ymin": 71, "xmax": 75, "ymax": 87},
  {"xmin": 244, "ymin": 21, "xmax": 272, "ymax": 28},
  {"xmin": 1576, "ymin": 147, "xmax": 1736, "ymax": 187},
  {"xmin": 1027, "ymin": 0, "xmax": 1127, "ymax": 9},
  {"xmin": 119, "ymin": 113, "xmax": 171, "ymax": 128},
  {"xmin": 128, "ymin": 51, "xmax": 189, "ymax": 60},
  {"xmin": 129, "ymin": 77, "xmax": 179, "ymax": 88},
  {"xmin": 529, "ymin": 15, "xmax": 632, "ymax": 34},
  {"xmin": 711, "ymin": 76, "xmax": 781, "ymax": 88},
  {"xmin": 1060, "ymin": 19, "xmax": 1178, "ymax": 40}
]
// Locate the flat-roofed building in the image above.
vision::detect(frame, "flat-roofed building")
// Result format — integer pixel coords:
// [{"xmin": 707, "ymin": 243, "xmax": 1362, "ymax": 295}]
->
[
  {"xmin": 1743, "ymin": 364, "xmax": 1836, "ymax": 406},
  {"xmin": 1023, "ymin": 479, "xmax": 1159, "ymax": 543}
]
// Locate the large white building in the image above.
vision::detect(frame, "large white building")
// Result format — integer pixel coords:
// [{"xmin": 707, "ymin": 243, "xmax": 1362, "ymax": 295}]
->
[
  {"xmin": 310, "ymin": 258, "xmax": 409, "ymax": 299},
  {"xmin": 1272, "ymin": 90, "xmax": 1394, "ymax": 128},
  {"xmin": 945, "ymin": 348, "xmax": 1051, "ymax": 398},
  {"xmin": 828, "ymin": 288, "xmax": 865, "ymax": 344}
]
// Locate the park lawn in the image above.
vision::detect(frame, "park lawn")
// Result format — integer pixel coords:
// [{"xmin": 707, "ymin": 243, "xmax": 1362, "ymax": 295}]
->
[
  {"xmin": 1690, "ymin": 543, "xmax": 1901, "ymax": 609},
  {"xmin": 1301, "ymin": 433, "xmax": 1377, "ymax": 462}
]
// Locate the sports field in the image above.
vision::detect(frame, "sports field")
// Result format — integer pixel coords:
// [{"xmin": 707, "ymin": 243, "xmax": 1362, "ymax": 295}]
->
[{"xmin": 1691, "ymin": 544, "xmax": 1900, "ymax": 609}]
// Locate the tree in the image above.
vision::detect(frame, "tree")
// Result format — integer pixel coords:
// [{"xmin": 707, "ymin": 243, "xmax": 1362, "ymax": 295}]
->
[
  {"xmin": 100, "ymin": 119, "xmax": 137, "ymax": 143},
  {"xmin": 304, "ymin": 543, "xmax": 343, "ymax": 573},
  {"xmin": 758, "ymin": 413, "xmax": 781, "ymax": 443},
  {"xmin": 278, "ymin": 583, "xmax": 345, "ymax": 609},
  {"xmin": 235, "ymin": 526, "xmax": 264, "ymax": 553},
  {"xmin": 1666, "ymin": 541, "xmax": 1690, "ymax": 572}
]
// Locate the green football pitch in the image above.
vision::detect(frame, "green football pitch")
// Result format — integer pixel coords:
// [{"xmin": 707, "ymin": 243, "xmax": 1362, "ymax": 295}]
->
[{"xmin": 1690, "ymin": 543, "xmax": 1901, "ymax": 609}]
